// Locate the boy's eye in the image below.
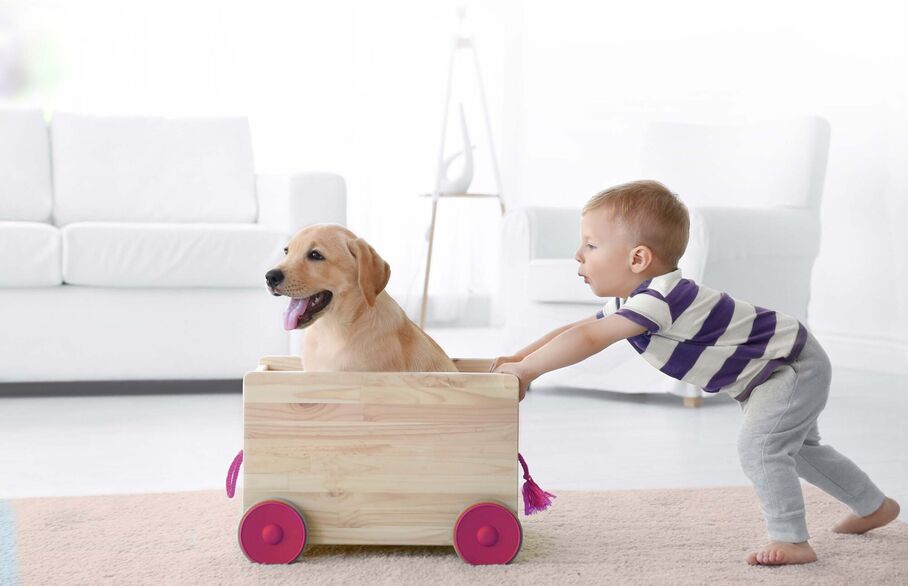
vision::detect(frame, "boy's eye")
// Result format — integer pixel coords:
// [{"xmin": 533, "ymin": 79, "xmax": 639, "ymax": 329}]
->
[{"xmin": 586, "ymin": 244, "xmax": 596, "ymax": 249}]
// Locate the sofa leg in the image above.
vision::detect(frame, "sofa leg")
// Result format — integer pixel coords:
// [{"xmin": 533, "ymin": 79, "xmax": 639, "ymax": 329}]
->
[{"xmin": 682, "ymin": 396, "xmax": 703, "ymax": 408}]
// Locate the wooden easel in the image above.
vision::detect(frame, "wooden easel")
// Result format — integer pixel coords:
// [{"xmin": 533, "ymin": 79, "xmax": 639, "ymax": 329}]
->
[{"xmin": 418, "ymin": 10, "xmax": 505, "ymax": 330}]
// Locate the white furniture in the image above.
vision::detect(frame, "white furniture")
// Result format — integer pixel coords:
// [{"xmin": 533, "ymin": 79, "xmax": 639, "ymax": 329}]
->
[
  {"xmin": 499, "ymin": 117, "xmax": 831, "ymax": 403},
  {"xmin": 0, "ymin": 110, "xmax": 346, "ymax": 384},
  {"xmin": 419, "ymin": 10, "xmax": 505, "ymax": 329}
]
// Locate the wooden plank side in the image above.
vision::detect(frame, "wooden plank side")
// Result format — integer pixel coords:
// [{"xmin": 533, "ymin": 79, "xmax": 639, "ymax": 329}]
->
[
  {"xmin": 245, "ymin": 471, "xmax": 514, "ymax": 494},
  {"xmin": 244, "ymin": 422, "xmax": 517, "ymax": 442},
  {"xmin": 244, "ymin": 437, "xmax": 516, "ymax": 461},
  {"xmin": 258, "ymin": 355, "xmax": 303, "ymax": 371},
  {"xmin": 244, "ymin": 402, "xmax": 514, "ymax": 425},
  {"xmin": 244, "ymin": 402, "xmax": 366, "ymax": 423},
  {"xmin": 452, "ymin": 358, "xmax": 495, "ymax": 373},
  {"xmin": 256, "ymin": 356, "xmax": 492, "ymax": 374},
  {"xmin": 243, "ymin": 371, "xmax": 517, "ymax": 405},
  {"xmin": 247, "ymin": 452, "xmax": 514, "ymax": 478},
  {"xmin": 241, "ymin": 367, "xmax": 519, "ymax": 546}
]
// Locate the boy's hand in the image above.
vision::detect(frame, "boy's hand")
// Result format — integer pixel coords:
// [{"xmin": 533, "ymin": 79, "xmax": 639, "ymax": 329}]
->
[
  {"xmin": 490, "ymin": 354, "xmax": 523, "ymax": 372},
  {"xmin": 493, "ymin": 361, "xmax": 531, "ymax": 402}
]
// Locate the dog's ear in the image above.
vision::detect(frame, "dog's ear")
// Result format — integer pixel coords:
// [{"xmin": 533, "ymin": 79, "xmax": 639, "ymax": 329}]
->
[{"xmin": 347, "ymin": 237, "xmax": 391, "ymax": 307}]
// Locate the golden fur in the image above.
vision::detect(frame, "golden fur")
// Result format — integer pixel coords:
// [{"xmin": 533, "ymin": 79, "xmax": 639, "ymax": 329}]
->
[{"xmin": 268, "ymin": 223, "xmax": 457, "ymax": 372}]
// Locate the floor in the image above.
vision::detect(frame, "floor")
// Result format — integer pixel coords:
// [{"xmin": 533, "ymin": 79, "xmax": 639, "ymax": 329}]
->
[{"xmin": 1, "ymin": 327, "xmax": 905, "ymax": 523}]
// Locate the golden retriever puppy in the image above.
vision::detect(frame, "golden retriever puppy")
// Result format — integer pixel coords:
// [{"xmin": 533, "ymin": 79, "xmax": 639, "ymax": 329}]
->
[{"xmin": 265, "ymin": 224, "xmax": 457, "ymax": 373}]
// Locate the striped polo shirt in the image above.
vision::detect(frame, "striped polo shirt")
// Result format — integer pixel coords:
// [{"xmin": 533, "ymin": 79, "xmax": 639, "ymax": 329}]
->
[{"xmin": 595, "ymin": 269, "xmax": 807, "ymax": 401}]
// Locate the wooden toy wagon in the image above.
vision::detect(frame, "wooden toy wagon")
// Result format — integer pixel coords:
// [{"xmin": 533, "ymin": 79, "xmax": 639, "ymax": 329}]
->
[{"xmin": 228, "ymin": 356, "xmax": 542, "ymax": 566}]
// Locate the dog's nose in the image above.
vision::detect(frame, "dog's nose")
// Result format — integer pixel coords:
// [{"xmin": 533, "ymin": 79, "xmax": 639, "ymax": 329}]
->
[{"xmin": 265, "ymin": 269, "xmax": 285, "ymax": 288}]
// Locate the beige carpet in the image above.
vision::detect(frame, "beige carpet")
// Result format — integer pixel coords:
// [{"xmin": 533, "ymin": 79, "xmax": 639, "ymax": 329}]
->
[{"xmin": 3, "ymin": 485, "xmax": 906, "ymax": 585}]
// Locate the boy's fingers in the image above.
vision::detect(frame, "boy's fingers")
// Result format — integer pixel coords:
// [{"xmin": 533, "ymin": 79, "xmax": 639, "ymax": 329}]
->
[{"xmin": 490, "ymin": 356, "xmax": 510, "ymax": 372}]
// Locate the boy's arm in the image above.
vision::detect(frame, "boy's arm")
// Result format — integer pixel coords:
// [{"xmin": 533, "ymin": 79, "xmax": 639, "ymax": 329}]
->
[
  {"xmin": 515, "ymin": 314, "xmax": 600, "ymax": 358},
  {"xmin": 521, "ymin": 315, "xmax": 647, "ymax": 379},
  {"xmin": 490, "ymin": 315, "xmax": 599, "ymax": 371},
  {"xmin": 495, "ymin": 315, "xmax": 647, "ymax": 399}
]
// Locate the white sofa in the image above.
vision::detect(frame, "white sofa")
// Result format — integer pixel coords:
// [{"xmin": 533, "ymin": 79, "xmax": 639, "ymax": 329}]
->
[
  {"xmin": 0, "ymin": 110, "xmax": 346, "ymax": 383},
  {"xmin": 499, "ymin": 117, "xmax": 831, "ymax": 402}
]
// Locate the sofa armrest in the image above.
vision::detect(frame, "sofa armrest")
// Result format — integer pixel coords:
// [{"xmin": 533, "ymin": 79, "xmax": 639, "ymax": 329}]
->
[
  {"xmin": 255, "ymin": 172, "xmax": 347, "ymax": 234},
  {"xmin": 495, "ymin": 206, "xmax": 581, "ymax": 326},
  {"xmin": 508, "ymin": 205, "xmax": 819, "ymax": 263},
  {"xmin": 527, "ymin": 206, "xmax": 582, "ymax": 260},
  {"xmin": 691, "ymin": 206, "xmax": 820, "ymax": 262},
  {"xmin": 683, "ymin": 206, "xmax": 821, "ymax": 321},
  {"xmin": 505, "ymin": 206, "xmax": 581, "ymax": 260},
  {"xmin": 497, "ymin": 204, "xmax": 821, "ymax": 324},
  {"xmin": 683, "ymin": 206, "xmax": 820, "ymax": 277}
]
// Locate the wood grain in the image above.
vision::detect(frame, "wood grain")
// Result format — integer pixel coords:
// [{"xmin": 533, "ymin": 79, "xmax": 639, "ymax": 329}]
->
[{"xmin": 242, "ymin": 360, "xmax": 519, "ymax": 546}]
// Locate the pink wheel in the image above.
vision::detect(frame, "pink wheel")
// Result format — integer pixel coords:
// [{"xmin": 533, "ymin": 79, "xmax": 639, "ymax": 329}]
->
[
  {"xmin": 453, "ymin": 502, "xmax": 522, "ymax": 565},
  {"xmin": 238, "ymin": 499, "xmax": 307, "ymax": 564}
]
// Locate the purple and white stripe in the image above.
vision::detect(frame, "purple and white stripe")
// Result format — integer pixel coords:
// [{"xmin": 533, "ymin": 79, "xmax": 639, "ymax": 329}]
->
[{"xmin": 597, "ymin": 270, "xmax": 807, "ymax": 400}]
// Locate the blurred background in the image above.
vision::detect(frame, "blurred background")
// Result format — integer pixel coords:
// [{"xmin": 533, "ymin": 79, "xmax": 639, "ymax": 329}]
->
[{"xmin": 2, "ymin": 0, "xmax": 907, "ymax": 372}]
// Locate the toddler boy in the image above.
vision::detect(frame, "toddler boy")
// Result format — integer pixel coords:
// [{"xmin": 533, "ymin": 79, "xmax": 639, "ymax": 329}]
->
[{"xmin": 493, "ymin": 180, "xmax": 900, "ymax": 565}]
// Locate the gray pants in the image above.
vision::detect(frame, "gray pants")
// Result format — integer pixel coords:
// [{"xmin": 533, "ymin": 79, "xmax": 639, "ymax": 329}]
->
[{"xmin": 737, "ymin": 330, "xmax": 886, "ymax": 543}]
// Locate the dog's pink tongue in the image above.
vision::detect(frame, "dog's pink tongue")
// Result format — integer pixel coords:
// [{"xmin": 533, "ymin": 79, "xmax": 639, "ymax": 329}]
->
[{"xmin": 283, "ymin": 297, "xmax": 309, "ymax": 331}]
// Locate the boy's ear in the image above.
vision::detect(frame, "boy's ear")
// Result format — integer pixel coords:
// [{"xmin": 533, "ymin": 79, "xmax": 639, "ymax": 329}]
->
[{"xmin": 629, "ymin": 245, "xmax": 653, "ymax": 274}]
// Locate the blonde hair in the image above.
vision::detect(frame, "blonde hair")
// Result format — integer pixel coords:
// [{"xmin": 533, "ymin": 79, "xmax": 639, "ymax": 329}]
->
[{"xmin": 583, "ymin": 180, "xmax": 689, "ymax": 268}]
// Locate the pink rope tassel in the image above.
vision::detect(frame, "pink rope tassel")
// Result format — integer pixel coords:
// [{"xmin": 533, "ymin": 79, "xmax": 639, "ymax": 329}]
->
[
  {"xmin": 518, "ymin": 452, "xmax": 555, "ymax": 515},
  {"xmin": 226, "ymin": 449, "xmax": 243, "ymax": 499}
]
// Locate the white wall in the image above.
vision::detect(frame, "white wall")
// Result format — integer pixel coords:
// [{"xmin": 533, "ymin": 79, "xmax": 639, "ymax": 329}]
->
[{"xmin": 502, "ymin": 1, "xmax": 908, "ymax": 374}]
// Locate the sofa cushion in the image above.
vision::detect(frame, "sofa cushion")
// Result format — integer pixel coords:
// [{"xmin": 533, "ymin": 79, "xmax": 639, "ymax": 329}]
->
[
  {"xmin": 526, "ymin": 259, "xmax": 602, "ymax": 305},
  {"xmin": 51, "ymin": 114, "xmax": 257, "ymax": 225},
  {"xmin": 0, "ymin": 110, "xmax": 53, "ymax": 222},
  {"xmin": 0, "ymin": 222, "xmax": 62, "ymax": 286},
  {"xmin": 62, "ymin": 223, "xmax": 287, "ymax": 288}
]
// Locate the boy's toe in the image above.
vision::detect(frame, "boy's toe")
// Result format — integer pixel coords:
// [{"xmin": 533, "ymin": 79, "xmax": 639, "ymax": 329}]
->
[{"xmin": 749, "ymin": 547, "xmax": 786, "ymax": 565}]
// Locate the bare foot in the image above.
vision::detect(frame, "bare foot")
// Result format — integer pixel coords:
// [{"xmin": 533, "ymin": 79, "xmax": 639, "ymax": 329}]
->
[
  {"xmin": 833, "ymin": 497, "xmax": 901, "ymax": 534},
  {"xmin": 746, "ymin": 541, "xmax": 817, "ymax": 566}
]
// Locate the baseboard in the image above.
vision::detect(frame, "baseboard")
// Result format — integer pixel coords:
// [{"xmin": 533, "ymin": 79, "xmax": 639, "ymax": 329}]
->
[{"xmin": 816, "ymin": 329, "xmax": 908, "ymax": 375}]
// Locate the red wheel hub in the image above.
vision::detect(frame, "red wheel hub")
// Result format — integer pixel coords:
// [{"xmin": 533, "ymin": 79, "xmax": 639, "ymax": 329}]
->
[
  {"xmin": 476, "ymin": 525, "xmax": 499, "ymax": 546},
  {"xmin": 453, "ymin": 502, "xmax": 522, "ymax": 565},
  {"xmin": 261, "ymin": 523, "xmax": 284, "ymax": 545},
  {"xmin": 238, "ymin": 500, "xmax": 307, "ymax": 564}
]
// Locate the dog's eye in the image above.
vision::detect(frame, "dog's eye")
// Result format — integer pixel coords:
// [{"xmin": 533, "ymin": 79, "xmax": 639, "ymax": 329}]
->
[
  {"xmin": 308, "ymin": 250, "xmax": 325, "ymax": 261},
  {"xmin": 283, "ymin": 247, "xmax": 289, "ymax": 255}
]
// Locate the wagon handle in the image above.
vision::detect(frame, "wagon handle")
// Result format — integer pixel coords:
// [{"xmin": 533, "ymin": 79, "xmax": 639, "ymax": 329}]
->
[{"xmin": 226, "ymin": 449, "xmax": 243, "ymax": 498}]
